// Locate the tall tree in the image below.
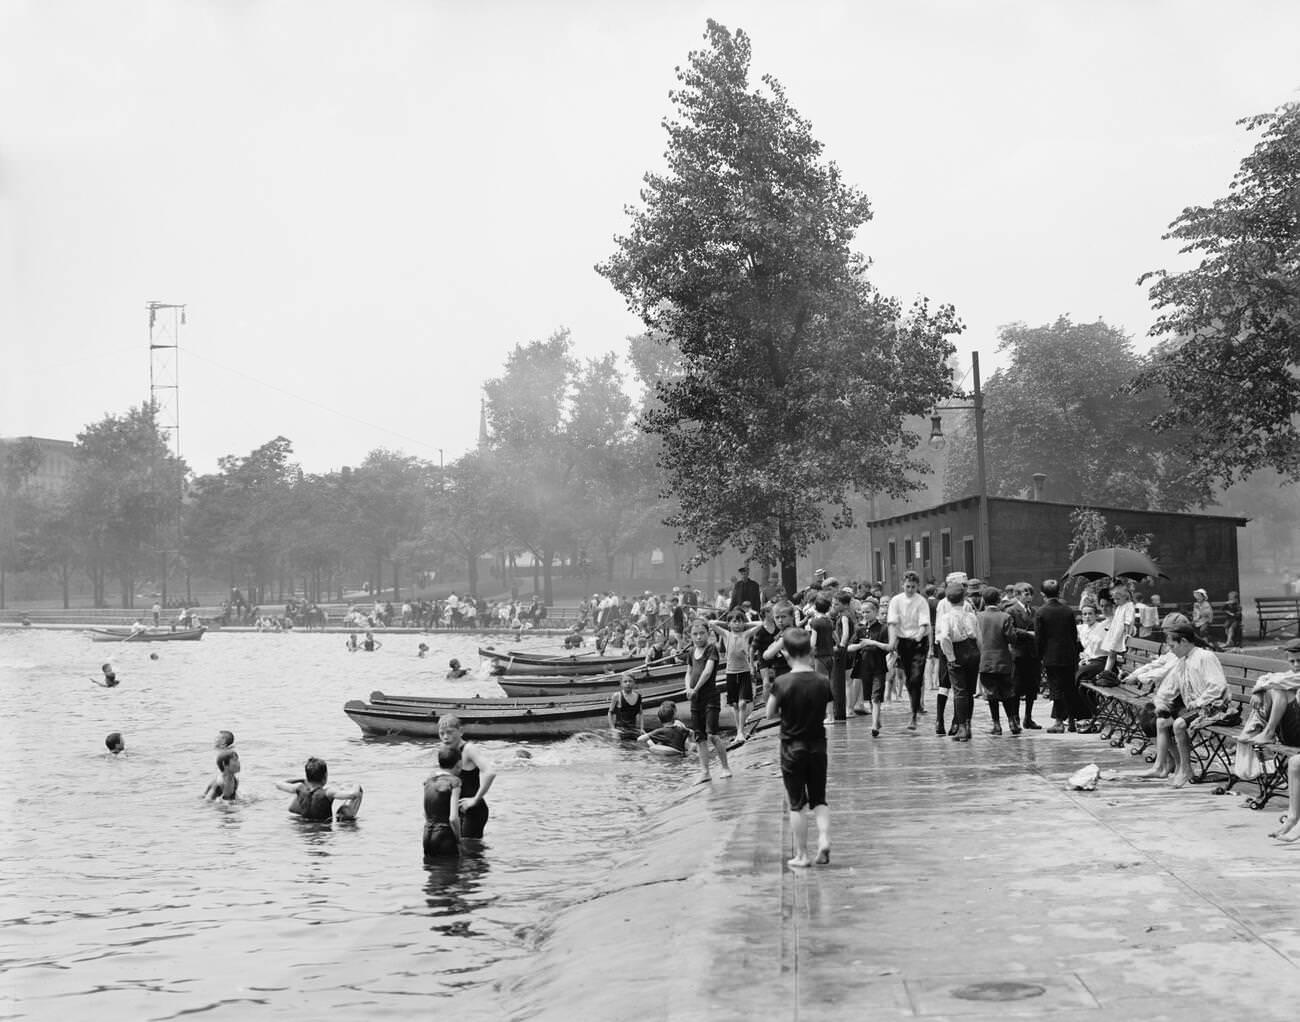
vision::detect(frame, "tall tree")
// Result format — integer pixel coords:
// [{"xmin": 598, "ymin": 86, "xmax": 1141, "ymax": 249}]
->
[
  {"xmin": 419, "ymin": 451, "xmax": 508, "ymax": 596},
  {"xmin": 0, "ymin": 439, "xmax": 44, "ymax": 608},
  {"xmin": 69, "ymin": 404, "xmax": 187, "ymax": 607},
  {"xmin": 943, "ymin": 318, "xmax": 1211, "ymax": 510},
  {"xmin": 598, "ymin": 20, "xmax": 961, "ymax": 593},
  {"xmin": 1134, "ymin": 101, "xmax": 1300, "ymax": 486},
  {"xmin": 349, "ymin": 449, "xmax": 434, "ymax": 602}
]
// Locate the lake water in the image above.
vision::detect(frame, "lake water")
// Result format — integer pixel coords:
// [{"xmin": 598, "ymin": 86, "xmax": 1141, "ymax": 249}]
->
[{"xmin": 0, "ymin": 628, "xmax": 693, "ymax": 1020}]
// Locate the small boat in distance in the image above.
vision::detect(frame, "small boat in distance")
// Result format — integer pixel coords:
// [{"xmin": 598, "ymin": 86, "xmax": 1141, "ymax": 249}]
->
[{"xmin": 89, "ymin": 626, "xmax": 206, "ymax": 643}]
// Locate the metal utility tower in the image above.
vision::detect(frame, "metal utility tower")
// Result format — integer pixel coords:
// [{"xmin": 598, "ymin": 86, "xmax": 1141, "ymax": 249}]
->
[
  {"xmin": 148, "ymin": 301, "xmax": 186, "ymax": 460},
  {"xmin": 148, "ymin": 301, "xmax": 186, "ymax": 606}
]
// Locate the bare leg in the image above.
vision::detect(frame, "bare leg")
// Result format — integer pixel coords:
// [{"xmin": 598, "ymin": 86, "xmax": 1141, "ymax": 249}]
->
[
  {"xmin": 1170, "ymin": 720, "xmax": 1192, "ymax": 787},
  {"xmin": 1251, "ymin": 692, "xmax": 1289, "ymax": 744},
  {"xmin": 1271, "ymin": 755, "xmax": 1300, "ymax": 840},
  {"xmin": 696, "ymin": 731, "xmax": 712, "ymax": 783},
  {"xmin": 714, "ymin": 735, "xmax": 732, "ymax": 778},
  {"xmin": 812, "ymin": 805, "xmax": 831, "ymax": 864},
  {"xmin": 871, "ymin": 698, "xmax": 882, "ymax": 736},
  {"xmin": 788, "ymin": 809, "xmax": 810, "ymax": 867},
  {"xmin": 1140, "ymin": 719, "xmax": 1173, "ymax": 777}
]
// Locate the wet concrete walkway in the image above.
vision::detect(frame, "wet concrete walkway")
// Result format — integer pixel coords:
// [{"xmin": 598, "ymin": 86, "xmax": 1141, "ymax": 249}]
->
[{"xmin": 511, "ymin": 706, "xmax": 1300, "ymax": 1021}]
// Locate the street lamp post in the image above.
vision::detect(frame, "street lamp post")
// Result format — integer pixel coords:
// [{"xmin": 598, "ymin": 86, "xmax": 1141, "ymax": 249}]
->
[{"xmin": 928, "ymin": 352, "xmax": 991, "ymax": 580}]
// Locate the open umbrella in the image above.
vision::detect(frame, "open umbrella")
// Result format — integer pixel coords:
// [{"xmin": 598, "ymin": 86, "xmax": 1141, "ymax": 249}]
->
[{"xmin": 1065, "ymin": 547, "xmax": 1168, "ymax": 581}]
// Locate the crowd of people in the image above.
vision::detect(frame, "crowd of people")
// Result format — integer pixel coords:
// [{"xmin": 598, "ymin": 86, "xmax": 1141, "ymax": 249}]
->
[{"xmin": 594, "ymin": 564, "xmax": 1298, "ymax": 864}]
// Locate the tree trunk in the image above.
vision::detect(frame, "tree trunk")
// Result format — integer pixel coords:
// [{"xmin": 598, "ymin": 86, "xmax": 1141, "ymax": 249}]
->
[
  {"xmin": 778, "ymin": 519, "xmax": 799, "ymax": 597},
  {"xmin": 467, "ymin": 554, "xmax": 479, "ymax": 596},
  {"xmin": 532, "ymin": 553, "xmax": 540, "ymax": 595},
  {"xmin": 392, "ymin": 561, "xmax": 400, "ymax": 603},
  {"xmin": 542, "ymin": 547, "xmax": 554, "ymax": 605},
  {"xmin": 61, "ymin": 563, "xmax": 70, "ymax": 609}
]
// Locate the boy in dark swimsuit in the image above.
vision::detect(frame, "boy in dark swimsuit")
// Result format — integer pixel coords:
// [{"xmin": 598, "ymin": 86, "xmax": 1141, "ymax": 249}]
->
[
  {"xmin": 276, "ymin": 757, "xmax": 364, "ymax": 821},
  {"xmin": 105, "ymin": 732, "xmax": 125, "ymax": 755},
  {"xmin": 423, "ymin": 745, "xmax": 462, "ymax": 858},
  {"xmin": 91, "ymin": 663, "xmax": 119, "ymax": 688},
  {"xmin": 638, "ymin": 701, "xmax": 693, "ymax": 756},
  {"xmin": 203, "ymin": 750, "xmax": 241, "ymax": 800}
]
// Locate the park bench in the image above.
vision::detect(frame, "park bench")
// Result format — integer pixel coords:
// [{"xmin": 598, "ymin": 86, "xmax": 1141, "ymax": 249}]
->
[
  {"xmin": 1080, "ymin": 637, "xmax": 1163, "ymax": 753},
  {"xmin": 1185, "ymin": 648, "xmax": 1300, "ymax": 809},
  {"xmin": 1254, "ymin": 595, "xmax": 1300, "ymax": 640}
]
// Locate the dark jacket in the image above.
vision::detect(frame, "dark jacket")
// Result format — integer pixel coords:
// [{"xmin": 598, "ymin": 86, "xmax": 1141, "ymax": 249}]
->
[
  {"xmin": 1035, "ymin": 599, "xmax": 1080, "ymax": 667},
  {"xmin": 1003, "ymin": 599, "xmax": 1038, "ymax": 660},
  {"xmin": 729, "ymin": 577, "xmax": 761, "ymax": 612}
]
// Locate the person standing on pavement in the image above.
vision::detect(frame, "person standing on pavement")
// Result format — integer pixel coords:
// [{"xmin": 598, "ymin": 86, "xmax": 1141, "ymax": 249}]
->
[
  {"xmin": 766, "ymin": 627, "xmax": 833, "ymax": 868},
  {"xmin": 730, "ymin": 566, "xmax": 761, "ymax": 613},
  {"xmin": 1005, "ymin": 583, "xmax": 1043, "ymax": 729},
  {"xmin": 886, "ymin": 571, "xmax": 930, "ymax": 732},
  {"xmin": 936, "ymin": 582, "xmax": 982, "ymax": 742},
  {"xmin": 1035, "ymin": 580, "xmax": 1081, "ymax": 733}
]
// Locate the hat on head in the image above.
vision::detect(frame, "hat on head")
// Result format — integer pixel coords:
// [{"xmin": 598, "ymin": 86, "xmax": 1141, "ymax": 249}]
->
[
  {"xmin": 1284, "ymin": 638, "xmax": 1300, "ymax": 653},
  {"xmin": 1164, "ymin": 622, "xmax": 1197, "ymax": 642},
  {"xmin": 1193, "ymin": 588, "xmax": 1208, "ymax": 600},
  {"xmin": 814, "ymin": 568, "xmax": 826, "ymax": 577},
  {"xmin": 737, "ymin": 566, "xmax": 748, "ymax": 573},
  {"xmin": 945, "ymin": 571, "xmax": 968, "ymax": 585},
  {"xmin": 840, "ymin": 586, "xmax": 854, "ymax": 594},
  {"xmin": 825, "ymin": 577, "xmax": 839, "ymax": 587}
]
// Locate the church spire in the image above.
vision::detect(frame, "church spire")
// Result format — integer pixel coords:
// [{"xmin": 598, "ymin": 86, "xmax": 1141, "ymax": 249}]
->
[{"xmin": 478, "ymin": 395, "xmax": 489, "ymax": 448}]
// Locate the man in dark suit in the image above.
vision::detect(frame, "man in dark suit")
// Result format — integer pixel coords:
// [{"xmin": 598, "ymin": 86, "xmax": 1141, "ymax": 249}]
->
[
  {"xmin": 1034, "ymin": 579, "xmax": 1081, "ymax": 732},
  {"xmin": 730, "ymin": 566, "xmax": 761, "ymax": 613},
  {"xmin": 1004, "ymin": 582, "xmax": 1043, "ymax": 729}
]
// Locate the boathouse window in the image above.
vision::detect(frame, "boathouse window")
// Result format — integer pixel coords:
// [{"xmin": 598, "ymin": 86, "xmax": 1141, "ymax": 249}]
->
[
  {"xmin": 887, "ymin": 539, "xmax": 897, "ymax": 590},
  {"xmin": 962, "ymin": 535, "xmax": 975, "ymax": 576},
  {"xmin": 921, "ymin": 533, "xmax": 931, "ymax": 577},
  {"xmin": 940, "ymin": 529, "xmax": 951, "ymax": 576},
  {"xmin": 873, "ymin": 549, "xmax": 883, "ymax": 585}
]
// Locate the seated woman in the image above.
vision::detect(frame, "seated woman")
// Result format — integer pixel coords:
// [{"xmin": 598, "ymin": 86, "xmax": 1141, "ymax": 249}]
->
[{"xmin": 1071, "ymin": 605, "xmax": 1110, "ymax": 731}]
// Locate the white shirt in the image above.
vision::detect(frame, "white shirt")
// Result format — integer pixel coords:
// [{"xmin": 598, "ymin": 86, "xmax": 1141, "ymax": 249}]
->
[
  {"xmin": 887, "ymin": 591, "xmax": 930, "ymax": 640},
  {"xmin": 1102, "ymin": 600, "xmax": 1136, "ymax": 654},
  {"xmin": 1078, "ymin": 621, "xmax": 1108, "ymax": 661},
  {"xmin": 1153, "ymin": 647, "xmax": 1227, "ymax": 712},
  {"xmin": 935, "ymin": 603, "xmax": 979, "ymax": 657}
]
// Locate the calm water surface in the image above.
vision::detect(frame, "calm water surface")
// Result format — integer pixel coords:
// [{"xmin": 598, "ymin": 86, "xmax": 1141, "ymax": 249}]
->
[{"xmin": 0, "ymin": 628, "xmax": 690, "ymax": 1019}]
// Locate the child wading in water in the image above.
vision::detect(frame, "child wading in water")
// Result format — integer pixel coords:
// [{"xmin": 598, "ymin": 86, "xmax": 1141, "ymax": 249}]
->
[
  {"xmin": 422, "ymin": 745, "xmax": 462, "ymax": 858},
  {"xmin": 91, "ymin": 662, "xmax": 119, "ymax": 688},
  {"xmin": 685, "ymin": 618, "xmax": 731, "ymax": 783},
  {"xmin": 276, "ymin": 757, "xmax": 364, "ymax": 822},
  {"xmin": 203, "ymin": 750, "xmax": 241, "ymax": 800}
]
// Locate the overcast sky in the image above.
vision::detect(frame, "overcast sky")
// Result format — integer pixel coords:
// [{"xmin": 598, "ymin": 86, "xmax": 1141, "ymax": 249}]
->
[{"xmin": 2, "ymin": 0, "xmax": 1297, "ymax": 477}]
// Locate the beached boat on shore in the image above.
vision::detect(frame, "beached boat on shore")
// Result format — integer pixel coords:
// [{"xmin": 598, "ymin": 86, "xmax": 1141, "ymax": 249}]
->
[
  {"xmin": 478, "ymin": 646, "xmax": 646, "ymax": 676},
  {"xmin": 89, "ymin": 626, "xmax": 206, "ymax": 643}
]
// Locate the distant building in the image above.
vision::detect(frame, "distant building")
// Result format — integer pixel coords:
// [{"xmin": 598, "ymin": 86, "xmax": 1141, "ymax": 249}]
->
[
  {"xmin": 0, "ymin": 436, "xmax": 77, "ymax": 496},
  {"xmin": 866, "ymin": 496, "xmax": 1247, "ymax": 600}
]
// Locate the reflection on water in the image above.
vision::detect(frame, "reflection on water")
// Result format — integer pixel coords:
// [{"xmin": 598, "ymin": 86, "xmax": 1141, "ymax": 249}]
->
[{"xmin": 0, "ymin": 628, "xmax": 691, "ymax": 1017}]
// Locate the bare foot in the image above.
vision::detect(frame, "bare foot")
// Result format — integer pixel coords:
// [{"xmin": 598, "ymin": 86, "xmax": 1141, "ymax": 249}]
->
[
  {"xmin": 1138, "ymin": 766, "xmax": 1171, "ymax": 779},
  {"xmin": 787, "ymin": 855, "xmax": 811, "ymax": 868},
  {"xmin": 1270, "ymin": 816, "xmax": 1299, "ymax": 839},
  {"xmin": 1169, "ymin": 772, "xmax": 1189, "ymax": 789},
  {"xmin": 695, "ymin": 774, "xmax": 712, "ymax": 785},
  {"xmin": 719, "ymin": 768, "xmax": 733, "ymax": 779},
  {"xmin": 1277, "ymin": 829, "xmax": 1300, "ymax": 843},
  {"xmin": 814, "ymin": 847, "xmax": 830, "ymax": 865}
]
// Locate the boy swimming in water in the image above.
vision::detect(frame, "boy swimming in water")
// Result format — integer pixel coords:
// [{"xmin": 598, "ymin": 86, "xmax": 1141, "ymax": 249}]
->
[
  {"xmin": 422, "ymin": 745, "xmax": 462, "ymax": 858},
  {"xmin": 637, "ymin": 701, "xmax": 693, "ymax": 756},
  {"xmin": 276, "ymin": 757, "xmax": 364, "ymax": 822},
  {"xmin": 90, "ymin": 662, "xmax": 119, "ymax": 688},
  {"xmin": 203, "ymin": 750, "xmax": 241, "ymax": 800},
  {"xmin": 105, "ymin": 732, "xmax": 125, "ymax": 755},
  {"xmin": 214, "ymin": 730, "xmax": 235, "ymax": 749}
]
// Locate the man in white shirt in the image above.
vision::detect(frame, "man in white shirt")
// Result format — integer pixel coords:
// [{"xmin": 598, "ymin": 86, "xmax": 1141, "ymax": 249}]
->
[{"xmin": 886, "ymin": 571, "xmax": 929, "ymax": 731}]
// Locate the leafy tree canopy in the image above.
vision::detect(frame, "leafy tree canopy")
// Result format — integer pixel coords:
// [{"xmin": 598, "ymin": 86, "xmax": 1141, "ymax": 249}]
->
[
  {"xmin": 943, "ymin": 317, "xmax": 1212, "ymax": 510},
  {"xmin": 1134, "ymin": 101, "xmax": 1300, "ymax": 485},
  {"xmin": 598, "ymin": 20, "xmax": 961, "ymax": 591}
]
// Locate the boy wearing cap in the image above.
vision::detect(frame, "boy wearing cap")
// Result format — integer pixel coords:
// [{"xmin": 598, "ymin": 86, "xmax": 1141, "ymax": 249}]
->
[{"xmin": 1147, "ymin": 623, "xmax": 1228, "ymax": 787}]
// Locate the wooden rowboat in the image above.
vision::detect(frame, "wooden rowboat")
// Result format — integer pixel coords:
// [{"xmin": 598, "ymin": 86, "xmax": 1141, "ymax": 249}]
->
[
  {"xmin": 495, "ymin": 662, "xmax": 683, "ymax": 697},
  {"xmin": 90, "ymin": 626, "xmax": 206, "ymax": 643},
  {"xmin": 343, "ymin": 698, "xmax": 653, "ymax": 740},
  {"xmin": 478, "ymin": 646, "xmax": 646, "ymax": 676},
  {"xmin": 368, "ymin": 679, "xmax": 688, "ymax": 711}
]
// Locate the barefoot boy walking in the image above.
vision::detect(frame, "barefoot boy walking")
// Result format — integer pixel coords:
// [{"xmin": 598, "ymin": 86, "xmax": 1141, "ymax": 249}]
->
[{"xmin": 766, "ymin": 627, "xmax": 833, "ymax": 868}]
